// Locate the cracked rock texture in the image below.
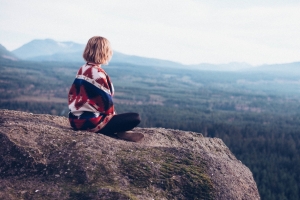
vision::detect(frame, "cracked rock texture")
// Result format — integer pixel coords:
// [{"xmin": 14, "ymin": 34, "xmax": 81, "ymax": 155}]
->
[{"xmin": 0, "ymin": 109, "xmax": 260, "ymax": 200}]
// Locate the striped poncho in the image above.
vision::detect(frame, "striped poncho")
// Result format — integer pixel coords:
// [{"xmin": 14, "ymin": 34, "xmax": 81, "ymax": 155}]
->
[{"xmin": 68, "ymin": 63, "xmax": 115, "ymax": 132}]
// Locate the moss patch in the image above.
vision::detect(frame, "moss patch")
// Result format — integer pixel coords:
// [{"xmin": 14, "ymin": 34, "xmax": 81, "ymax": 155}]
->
[
  {"xmin": 121, "ymin": 158, "xmax": 152, "ymax": 188},
  {"xmin": 117, "ymin": 147, "xmax": 215, "ymax": 199},
  {"xmin": 159, "ymin": 153, "xmax": 214, "ymax": 199}
]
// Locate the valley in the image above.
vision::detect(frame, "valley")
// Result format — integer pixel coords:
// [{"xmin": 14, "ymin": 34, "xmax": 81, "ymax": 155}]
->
[{"xmin": 0, "ymin": 40, "xmax": 300, "ymax": 199}]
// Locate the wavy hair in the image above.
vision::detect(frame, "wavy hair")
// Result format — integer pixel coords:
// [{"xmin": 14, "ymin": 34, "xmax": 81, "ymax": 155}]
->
[{"xmin": 83, "ymin": 36, "xmax": 113, "ymax": 64}]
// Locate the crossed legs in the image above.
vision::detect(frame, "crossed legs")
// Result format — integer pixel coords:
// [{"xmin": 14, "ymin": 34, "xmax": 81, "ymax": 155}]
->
[{"xmin": 99, "ymin": 113, "xmax": 141, "ymax": 135}]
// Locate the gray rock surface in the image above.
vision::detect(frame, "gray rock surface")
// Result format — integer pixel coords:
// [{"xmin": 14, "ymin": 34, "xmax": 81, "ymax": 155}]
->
[{"xmin": 0, "ymin": 109, "xmax": 260, "ymax": 200}]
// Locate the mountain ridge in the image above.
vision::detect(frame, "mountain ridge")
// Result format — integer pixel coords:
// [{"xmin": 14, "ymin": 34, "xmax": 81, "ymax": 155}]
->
[
  {"xmin": 12, "ymin": 39, "xmax": 84, "ymax": 59},
  {"xmin": 3, "ymin": 39, "xmax": 300, "ymax": 71},
  {"xmin": 0, "ymin": 44, "xmax": 19, "ymax": 61},
  {"xmin": 11, "ymin": 39, "xmax": 184, "ymax": 68}
]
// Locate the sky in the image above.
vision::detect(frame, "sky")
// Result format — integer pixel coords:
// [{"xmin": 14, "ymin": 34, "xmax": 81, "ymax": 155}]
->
[{"xmin": 0, "ymin": 0, "xmax": 300, "ymax": 66}]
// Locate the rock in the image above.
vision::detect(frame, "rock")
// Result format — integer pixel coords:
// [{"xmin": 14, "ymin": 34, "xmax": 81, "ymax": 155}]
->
[{"xmin": 0, "ymin": 109, "xmax": 260, "ymax": 200}]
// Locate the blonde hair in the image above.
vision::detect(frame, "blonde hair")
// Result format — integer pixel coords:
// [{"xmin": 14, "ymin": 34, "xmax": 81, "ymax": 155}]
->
[{"xmin": 83, "ymin": 36, "xmax": 113, "ymax": 64}]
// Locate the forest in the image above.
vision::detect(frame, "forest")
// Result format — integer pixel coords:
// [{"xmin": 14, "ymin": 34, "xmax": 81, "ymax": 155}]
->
[{"xmin": 0, "ymin": 57, "xmax": 300, "ymax": 200}]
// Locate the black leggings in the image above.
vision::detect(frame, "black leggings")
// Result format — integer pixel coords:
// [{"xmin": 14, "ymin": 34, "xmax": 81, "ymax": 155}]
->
[{"xmin": 98, "ymin": 113, "xmax": 141, "ymax": 135}]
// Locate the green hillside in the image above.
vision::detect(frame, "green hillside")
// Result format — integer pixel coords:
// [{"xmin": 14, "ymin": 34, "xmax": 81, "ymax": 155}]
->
[{"xmin": 0, "ymin": 59, "xmax": 300, "ymax": 200}]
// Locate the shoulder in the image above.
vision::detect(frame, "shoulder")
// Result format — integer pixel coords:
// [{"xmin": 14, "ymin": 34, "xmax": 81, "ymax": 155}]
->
[
  {"xmin": 76, "ymin": 64, "xmax": 87, "ymax": 75},
  {"xmin": 97, "ymin": 67, "xmax": 108, "ymax": 75},
  {"xmin": 76, "ymin": 64, "xmax": 106, "ymax": 79}
]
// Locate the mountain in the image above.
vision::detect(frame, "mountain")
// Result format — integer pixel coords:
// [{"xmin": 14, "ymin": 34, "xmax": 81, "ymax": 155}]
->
[
  {"xmin": 28, "ymin": 50, "xmax": 84, "ymax": 62},
  {"xmin": 111, "ymin": 51, "xmax": 184, "ymax": 68},
  {"xmin": 10, "ymin": 39, "xmax": 299, "ymax": 71},
  {"xmin": 27, "ymin": 50, "xmax": 184, "ymax": 68},
  {"xmin": 12, "ymin": 39, "xmax": 85, "ymax": 59},
  {"xmin": 255, "ymin": 62, "xmax": 300, "ymax": 73},
  {"xmin": 12, "ymin": 39, "xmax": 185, "ymax": 68},
  {"xmin": 189, "ymin": 62, "xmax": 254, "ymax": 71},
  {"xmin": 0, "ymin": 44, "xmax": 18, "ymax": 61},
  {"xmin": 0, "ymin": 109, "xmax": 260, "ymax": 200},
  {"xmin": 241, "ymin": 62, "xmax": 300, "ymax": 77}
]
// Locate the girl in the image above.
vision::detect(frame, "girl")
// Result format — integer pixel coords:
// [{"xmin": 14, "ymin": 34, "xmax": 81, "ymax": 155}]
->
[{"xmin": 68, "ymin": 36, "xmax": 144, "ymax": 142}]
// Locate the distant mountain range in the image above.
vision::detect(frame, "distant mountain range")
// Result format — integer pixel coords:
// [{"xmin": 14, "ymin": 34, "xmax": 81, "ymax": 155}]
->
[
  {"xmin": 1, "ymin": 39, "xmax": 299, "ymax": 72},
  {"xmin": 0, "ymin": 44, "xmax": 19, "ymax": 61},
  {"xmin": 12, "ymin": 39, "xmax": 84, "ymax": 60},
  {"xmin": 10, "ymin": 39, "xmax": 184, "ymax": 68}
]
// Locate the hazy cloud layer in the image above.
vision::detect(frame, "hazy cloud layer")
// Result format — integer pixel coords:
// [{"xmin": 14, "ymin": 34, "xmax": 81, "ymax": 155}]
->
[{"xmin": 1, "ymin": 0, "xmax": 299, "ymax": 65}]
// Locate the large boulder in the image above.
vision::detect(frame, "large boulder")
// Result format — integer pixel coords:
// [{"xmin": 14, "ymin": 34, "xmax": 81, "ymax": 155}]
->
[{"xmin": 0, "ymin": 109, "xmax": 260, "ymax": 200}]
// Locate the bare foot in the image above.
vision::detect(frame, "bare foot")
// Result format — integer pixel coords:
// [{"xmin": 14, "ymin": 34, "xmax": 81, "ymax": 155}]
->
[{"xmin": 117, "ymin": 131, "xmax": 144, "ymax": 142}]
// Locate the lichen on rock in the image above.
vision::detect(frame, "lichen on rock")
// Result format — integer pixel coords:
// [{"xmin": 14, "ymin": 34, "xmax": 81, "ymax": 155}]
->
[{"xmin": 0, "ymin": 109, "xmax": 260, "ymax": 200}]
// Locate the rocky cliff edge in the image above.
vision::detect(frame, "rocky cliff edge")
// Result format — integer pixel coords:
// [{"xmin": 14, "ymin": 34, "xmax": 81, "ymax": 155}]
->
[{"xmin": 0, "ymin": 109, "xmax": 260, "ymax": 200}]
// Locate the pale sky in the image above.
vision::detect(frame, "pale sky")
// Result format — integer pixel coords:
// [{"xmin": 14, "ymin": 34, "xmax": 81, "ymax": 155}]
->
[{"xmin": 0, "ymin": 0, "xmax": 300, "ymax": 65}]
